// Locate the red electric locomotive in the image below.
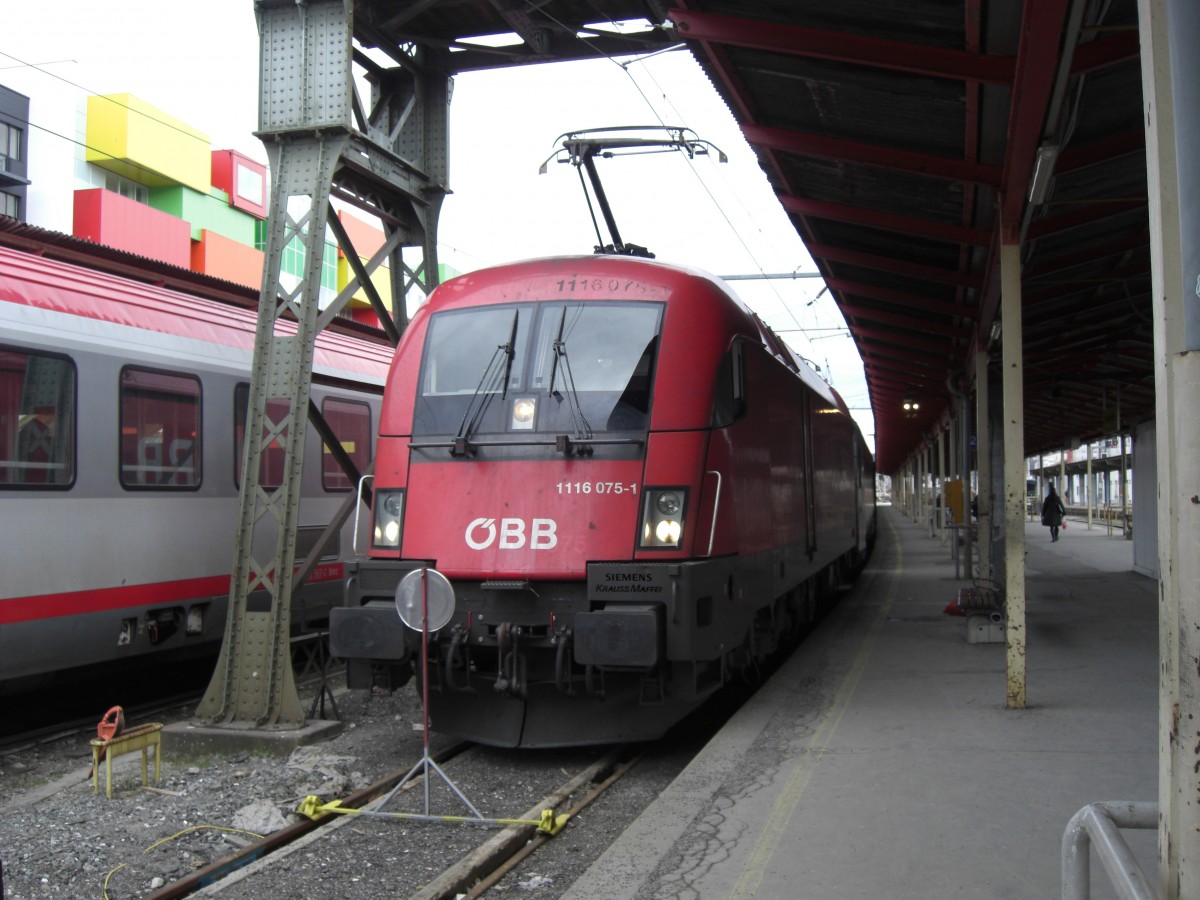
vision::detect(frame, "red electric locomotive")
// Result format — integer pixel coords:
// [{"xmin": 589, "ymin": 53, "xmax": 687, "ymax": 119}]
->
[{"xmin": 331, "ymin": 253, "xmax": 875, "ymax": 747}]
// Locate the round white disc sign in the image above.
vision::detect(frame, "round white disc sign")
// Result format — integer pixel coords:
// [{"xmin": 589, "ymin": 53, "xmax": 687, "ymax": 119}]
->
[{"xmin": 395, "ymin": 568, "xmax": 456, "ymax": 632}]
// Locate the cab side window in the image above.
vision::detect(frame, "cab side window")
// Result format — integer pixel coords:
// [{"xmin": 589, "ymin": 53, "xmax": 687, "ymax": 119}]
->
[{"xmin": 711, "ymin": 340, "xmax": 746, "ymax": 428}]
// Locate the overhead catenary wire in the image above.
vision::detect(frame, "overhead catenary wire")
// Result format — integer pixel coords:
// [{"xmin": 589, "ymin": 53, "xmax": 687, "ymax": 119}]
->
[
  {"xmin": 0, "ymin": 48, "xmax": 219, "ymax": 148},
  {"xmin": 516, "ymin": 3, "xmax": 842, "ymax": 358},
  {"xmin": 519, "ymin": 5, "xmax": 785, "ymax": 260},
  {"xmin": 8, "ymin": 116, "xmax": 183, "ymax": 188},
  {"xmin": 517, "ymin": 5, "xmax": 828, "ymax": 336},
  {"xmin": 0, "ymin": 45, "xmax": 250, "ymax": 191}
]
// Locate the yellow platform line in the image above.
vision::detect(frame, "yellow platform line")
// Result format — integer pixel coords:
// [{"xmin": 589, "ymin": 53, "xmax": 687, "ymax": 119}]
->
[{"xmin": 730, "ymin": 516, "xmax": 901, "ymax": 900}]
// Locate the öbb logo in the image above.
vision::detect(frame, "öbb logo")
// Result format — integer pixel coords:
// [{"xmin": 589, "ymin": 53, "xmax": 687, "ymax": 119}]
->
[{"xmin": 465, "ymin": 517, "xmax": 558, "ymax": 551}]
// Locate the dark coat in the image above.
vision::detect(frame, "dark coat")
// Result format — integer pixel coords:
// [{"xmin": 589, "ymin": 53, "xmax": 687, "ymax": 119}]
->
[{"xmin": 1042, "ymin": 491, "xmax": 1065, "ymax": 527}]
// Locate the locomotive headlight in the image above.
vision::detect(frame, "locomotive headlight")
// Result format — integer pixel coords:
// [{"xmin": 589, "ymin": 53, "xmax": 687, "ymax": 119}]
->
[
  {"xmin": 639, "ymin": 487, "xmax": 688, "ymax": 549},
  {"xmin": 511, "ymin": 397, "xmax": 536, "ymax": 430},
  {"xmin": 372, "ymin": 489, "xmax": 405, "ymax": 550}
]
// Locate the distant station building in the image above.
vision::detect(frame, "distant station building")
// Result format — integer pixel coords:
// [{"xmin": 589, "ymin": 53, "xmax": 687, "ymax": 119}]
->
[{"xmin": 0, "ymin": 84, "xmax": 30, "ymax": 221}]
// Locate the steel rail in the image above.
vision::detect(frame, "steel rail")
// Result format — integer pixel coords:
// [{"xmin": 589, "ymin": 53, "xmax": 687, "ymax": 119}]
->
[
  {"xmin": 412, "ymin": 744, "xmax": 642, "ymax": 900},
  {"xmin": 457, "ymin": 748, "xmax": 647, "ymax": 900},
  {"xmin": 144, "ymin": 741, "xmax": 475, "ymax": 900}
]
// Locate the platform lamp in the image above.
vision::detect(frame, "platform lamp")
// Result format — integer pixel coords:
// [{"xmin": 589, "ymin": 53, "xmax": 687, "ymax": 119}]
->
[
  {"xmin": 902, "ymin": 396, "xmax": 920, "ymax": 419},
  {"xmin": 1028, "ymin": 144, "xmax": 1059, "ymax": 205}
]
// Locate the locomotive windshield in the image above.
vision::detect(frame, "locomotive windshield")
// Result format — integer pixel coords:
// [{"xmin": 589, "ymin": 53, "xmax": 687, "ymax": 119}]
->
[
  {"xmin": 421, "ymin": 306, "xmax": 529, "ymax": 397},
  {"xmin": 414, "ymin": 301, "xmax": 663, "ymax": 442}
]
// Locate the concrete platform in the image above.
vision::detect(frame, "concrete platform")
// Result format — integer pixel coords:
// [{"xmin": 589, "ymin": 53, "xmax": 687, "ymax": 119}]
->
[
  {"xmin": 163, "ymin": 717, "xmax": 343, "ymax": 760},
  {"xmin": 564, "ymin": 505, "xmax": 1158, "ymax": 900}
]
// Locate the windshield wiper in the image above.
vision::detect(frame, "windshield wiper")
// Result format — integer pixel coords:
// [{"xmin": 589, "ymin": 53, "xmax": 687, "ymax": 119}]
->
[
  {"xmin": 501, "ymin": 309, "xmax": 519, "ymax": 400},
  {"xmin": 452, "ymin": 310, "xmax": 518, "ymax": 456},
  {"xmin": 547, "ymin": 307, "xmax": 594, "ymax": 456}
]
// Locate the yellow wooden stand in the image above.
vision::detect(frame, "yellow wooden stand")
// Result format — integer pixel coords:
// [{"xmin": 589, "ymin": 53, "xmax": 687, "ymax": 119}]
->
[{"xmin": 90, "ymin": 723, "xmax": 163, "ymax": 798}]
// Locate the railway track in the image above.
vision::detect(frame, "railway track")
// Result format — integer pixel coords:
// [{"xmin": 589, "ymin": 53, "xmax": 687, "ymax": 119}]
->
[
  {"xmin": 452, "ymin": 748, "xmax": 644, "ymax": 900},
  {"xmin": 0, "ymin": 640, "xmax": 768, "ymax": 899},
  {"xmin": 144, "ymin": 742, "xmax": 643, "ymax": 899}
]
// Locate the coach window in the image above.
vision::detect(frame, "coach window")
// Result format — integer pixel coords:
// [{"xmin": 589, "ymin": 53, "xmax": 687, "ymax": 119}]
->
[
  {"xmin": 119, "ymin": 367, "xmax": 201, "ymax": 489},
  {"xmin": 0, "ymin": 347, "xmax": 76, "ymax": 488},
  {"xmin": 233, "ymin": 383, "xmax": 290, "ymax": 491},
  {"xmin": 321, "ymin": 397, "xmax": 371, "ymax": 491}
]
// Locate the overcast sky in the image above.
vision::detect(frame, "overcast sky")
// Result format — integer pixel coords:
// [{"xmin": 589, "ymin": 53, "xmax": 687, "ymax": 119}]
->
[{"xmin": 2, "ymin": 1, "xmax": 873, "ymax": 447}]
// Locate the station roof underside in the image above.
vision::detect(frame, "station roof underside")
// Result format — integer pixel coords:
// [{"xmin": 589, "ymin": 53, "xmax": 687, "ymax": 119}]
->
[{"xmin": 356, "ymin": 1, "xmax": 1153, "ymax": 474}]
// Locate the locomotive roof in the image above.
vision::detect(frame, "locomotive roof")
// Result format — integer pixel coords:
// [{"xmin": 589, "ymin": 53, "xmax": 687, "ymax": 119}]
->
[{"xmin": 429, "ymin": 254, "xmax": 840, "ymax": 407}]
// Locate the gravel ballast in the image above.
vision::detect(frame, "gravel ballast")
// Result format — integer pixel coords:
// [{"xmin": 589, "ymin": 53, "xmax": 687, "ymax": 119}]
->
[{"xmin": 1, "ymin": 688, "xmax": 697, "ymax": 899}]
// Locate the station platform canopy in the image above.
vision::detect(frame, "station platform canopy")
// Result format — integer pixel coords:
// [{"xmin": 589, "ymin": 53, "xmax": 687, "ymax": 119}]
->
[{"xmin": 351, "ymin": 0, "xmax": 1150, "ymax": 475}]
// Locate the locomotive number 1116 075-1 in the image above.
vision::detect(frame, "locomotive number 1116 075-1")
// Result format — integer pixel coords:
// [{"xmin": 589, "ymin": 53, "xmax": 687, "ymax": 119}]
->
[{"xmin": 556, "ymin": 481, "xmax": 639, "ymax": 496}]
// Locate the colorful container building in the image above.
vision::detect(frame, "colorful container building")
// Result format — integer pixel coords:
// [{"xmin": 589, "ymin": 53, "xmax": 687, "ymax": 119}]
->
[{"xmin": 3, "ymin": 85, "xmax": 405, "ymax": 327}]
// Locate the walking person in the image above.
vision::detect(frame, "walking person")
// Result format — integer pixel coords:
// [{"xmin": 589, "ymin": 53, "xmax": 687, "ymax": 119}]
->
[{"xmin": 1042, "ymin": 484, "xmax": 1066, "ymax": 542}]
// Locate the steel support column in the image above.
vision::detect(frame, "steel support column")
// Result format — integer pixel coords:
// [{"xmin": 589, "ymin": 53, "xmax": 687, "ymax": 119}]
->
[
  {"xmin": 1036, "ymin": 453, "xmax": 1043, "ymax": 522},
  {"xmin": 920, "ymin": 446, "xmax": 929, "ymax": 530},
  {"xmin": 199, "ymin": 130, "xmax": 349, "ymax": 727},
  {"xmin": 936, "ymin": 427, "xmax": 945, "ymax": 542},
  {"xmin": 1087, "ymin": 442, "xmax": 1093, "ymax": 529},
  {"xmin": 914, "ymin": 452, "xmax": 922, "ymax": 524},
  {"xmin": 954, "ymin": 384, "xmax": 971, "ymax": 576},
  {"xmin": 903, "ymin": 462, "xmax": 911, "ymax": 516},
  {"xmin": 198, "ymin": 0, "xmax": 449, "ymax": 727},
  {"xmin": 1113, "ymin": 429, "xmax": 1123, "ymax": 535},
  {"xmin": 1140, "ymin": 0, "xmax": 1200, "ymax": 894},
  {"xmin": 199, "ymin": 0, "xmax": 356, "ymax": 727},
  {"xmin": 1000, "ymin": 239, "xmax": 1026, "ymax": 710},
  {"xmin": 915, "ymin": 452, "xmax": 921, "ymax": 524},
  {"xmin": 975, "ymin": 348, "xmax": 991, "ymax": 583}
]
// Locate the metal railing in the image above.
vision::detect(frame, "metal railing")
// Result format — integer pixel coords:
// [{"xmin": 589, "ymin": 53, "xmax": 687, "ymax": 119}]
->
[{"xmin": 1062, "ymin": 801, "xmax": 1157, "ymax": 900}]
